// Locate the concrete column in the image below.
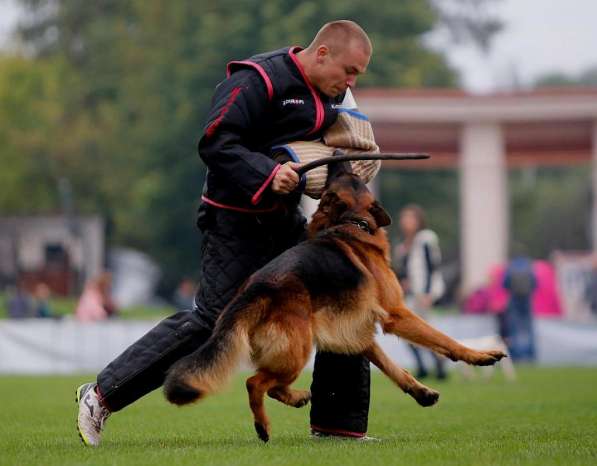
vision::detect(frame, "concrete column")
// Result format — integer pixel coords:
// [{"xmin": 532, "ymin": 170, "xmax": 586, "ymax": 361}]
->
[
  {"xmin": 592, "ymin": 121, "xmax": 597, "ymax": 251},
  {"xmin": 460, "ymin": 122, "xmax": 508, "ymax": 293}
]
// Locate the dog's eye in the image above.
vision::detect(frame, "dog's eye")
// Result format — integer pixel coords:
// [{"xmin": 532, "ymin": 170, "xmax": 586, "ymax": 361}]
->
[{"xmin": 357, "ymin": 220, "xmax": 369, "ymax": 231}]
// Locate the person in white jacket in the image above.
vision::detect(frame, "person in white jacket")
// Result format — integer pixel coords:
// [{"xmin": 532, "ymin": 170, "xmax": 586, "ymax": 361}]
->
[{"xmin": 393, "ymin": 204, "xmax": 447, "ymax": 379}]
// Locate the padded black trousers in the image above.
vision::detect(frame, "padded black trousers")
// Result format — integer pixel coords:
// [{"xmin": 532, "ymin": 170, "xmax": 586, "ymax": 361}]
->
[{"xmin": 97, "ymin": 206, "xmax": 370, "ymax": 434}]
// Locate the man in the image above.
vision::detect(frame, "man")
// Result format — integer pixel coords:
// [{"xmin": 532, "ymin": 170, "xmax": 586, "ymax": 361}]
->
[{"xmin": 76, "ymin": 20, "xmax": 374, "ymax": 446}]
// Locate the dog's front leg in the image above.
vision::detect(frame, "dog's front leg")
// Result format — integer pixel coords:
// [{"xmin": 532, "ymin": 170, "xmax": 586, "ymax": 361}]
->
[
  {"xmin": 382, "ymin": 306, "xmax": 506, "ymax": 366},
  {"xmin": 364, "ymin": 341, "xmax": 439, "ymax": 407}
]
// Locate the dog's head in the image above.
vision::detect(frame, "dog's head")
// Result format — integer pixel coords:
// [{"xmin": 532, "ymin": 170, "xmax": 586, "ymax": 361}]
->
[{"xmin": 308, "ymin": 158, "xmax": 391, "ymax": 236}]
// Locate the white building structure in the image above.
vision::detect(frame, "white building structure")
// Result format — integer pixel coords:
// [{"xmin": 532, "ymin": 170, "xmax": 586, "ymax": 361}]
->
[
  {"xmin": 355, "ymin": 88, "xmax": 597, "ymax": 292},
  {"xmin": 0, "ymin": 215, "xmax": 104, "ymax": 294}
]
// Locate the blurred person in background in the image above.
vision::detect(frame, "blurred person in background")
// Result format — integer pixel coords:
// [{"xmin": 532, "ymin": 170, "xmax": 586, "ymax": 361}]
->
[
  {"xmin": 6, "ymin": 282, "xmax": 33, "ymax": 319},
  {"xmin": 393, "ymin": 204, "xmax": 447, "ymax": 380},
  {"xmin": 502, "ymin": 245, "xmax": 537, "ymax": 362},
  {"xmin": 76, "ymin": 20, "xmax": 377, "ymax": 446},
  {"xmin": 586, "ymin": 255, "xmax": 597, "ymax": 319},
  {"xmin": 172, "ymin": 278, "xmax": 197, "ymax": 311},
  {"xmin": 32, "ymin": 282, "xmax": 54, "ymax": 318},
  {"xmin": 75, "ymin": 272, "xmax": 118, "ymax": 322}
]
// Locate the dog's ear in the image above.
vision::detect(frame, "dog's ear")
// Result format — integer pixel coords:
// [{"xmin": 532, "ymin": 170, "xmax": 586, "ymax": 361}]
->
[
  {"xmin": 325, "ymin": 150, "xmax": 353, "ymax": 188},
  {"xmin": 318, "ymin": 191, "xmax": 348, "ymax": 222},
  {"xmin": 309, "ymin": 191, "xmax": 349, "ymax": 234},
  {"xmin": 370, "ymin": 201, "xmax": 392, "ymax": 227},
  {"xmin": 320, "ymin": 191, "xmax": 347, "ymax": 214}
]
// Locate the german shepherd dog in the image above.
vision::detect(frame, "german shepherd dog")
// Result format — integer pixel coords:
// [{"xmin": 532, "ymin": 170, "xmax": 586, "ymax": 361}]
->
[{"xmin": 164, "ymin": 160, "xmax": 506, "ymax": 442}]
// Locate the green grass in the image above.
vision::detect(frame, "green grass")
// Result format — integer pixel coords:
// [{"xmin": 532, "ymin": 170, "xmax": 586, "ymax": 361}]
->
[
  {"xmin": 0, "ymin": 292, "xmax": 172, "ymax": 320},
  {"xmin": 0, "ymin": 293, "xmax": 456, "ymax": 321},
  {"xmin": 1, "ymin": 367, "xmax": 596, "ymax": 466}
]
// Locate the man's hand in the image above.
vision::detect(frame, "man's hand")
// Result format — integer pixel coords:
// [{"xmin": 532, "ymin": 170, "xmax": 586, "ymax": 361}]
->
[{"xmin": 271, "ymin": 162, "xmax": 301, "ymax": 194}]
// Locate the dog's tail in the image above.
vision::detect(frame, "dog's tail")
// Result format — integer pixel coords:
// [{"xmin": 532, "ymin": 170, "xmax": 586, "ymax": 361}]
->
[{"xmin": 163, "ymin": 289, "xmax": 267, "ymax": 405}]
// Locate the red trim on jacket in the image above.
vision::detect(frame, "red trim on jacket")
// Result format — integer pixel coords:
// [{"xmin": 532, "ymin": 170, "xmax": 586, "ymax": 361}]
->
[
  {"xmin": 227, "ymin": 60, "xmax": 274, "ymax": 101},
  {"xmin": 201, "ymin": 195, "xmax": 281, "ymax": 214},
  {"xmin": 251, "ymin": 164, "xmax": 281, "ymax": 205},
  {"xmin": 205, "ymin": 86, "xmax": 243, "ymax": 138},
  {"xmin": 288, "ymin": 46, "xmax": 325, "ymax": 135},
  {"xmin": 310, "ymin": 424, "xmax": 365, "ymax": 438}
]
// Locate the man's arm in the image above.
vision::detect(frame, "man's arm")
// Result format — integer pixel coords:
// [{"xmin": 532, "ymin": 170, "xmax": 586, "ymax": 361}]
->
[{"xmin": 198, "ymin": 69, "xmax": 297, "ymax": 204}]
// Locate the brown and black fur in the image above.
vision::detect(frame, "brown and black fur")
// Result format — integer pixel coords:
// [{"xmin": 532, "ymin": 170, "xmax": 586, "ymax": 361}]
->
[{"xmin": 164, "ymin": 161, "xmax": 506, "ymax": 442}]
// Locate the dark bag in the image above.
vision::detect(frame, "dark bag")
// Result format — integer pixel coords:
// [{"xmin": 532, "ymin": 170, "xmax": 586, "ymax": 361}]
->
[{"xmin": 509, "ymin": 266, "xmax": 535, "ymax": 297}]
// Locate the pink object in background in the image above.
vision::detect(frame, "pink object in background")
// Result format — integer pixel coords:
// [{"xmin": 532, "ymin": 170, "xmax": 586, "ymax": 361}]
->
[
  {"xmin": 75, "ymin": 287, "xmax": 108, "ymax": 321},
  {"xmin": 462, "ymin": 264, "xmax": 507, "ymax": 314},
  {"xmin": 462, "ymin": 288, "xmax": 490, "ymax": 314},
  {"xmin": 462, "ymin": 261, "xmax": 563, "ymax": 318},
  {"xmin": 486, "ymin": 265, "xmax": 509, "ymax": 314},
  {"xmin": 532, "ymin": 260, "xmax": 563, "ymax": 317},
  {"xmin": 74, "ymin": 272, "xmax": 116, "ymax": 322}
]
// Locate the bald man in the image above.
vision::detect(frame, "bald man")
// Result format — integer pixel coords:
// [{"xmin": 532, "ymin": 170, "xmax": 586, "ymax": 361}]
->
[{"xmin": 76, "ymin": 20, "xmax": 375, "ymax": 446}]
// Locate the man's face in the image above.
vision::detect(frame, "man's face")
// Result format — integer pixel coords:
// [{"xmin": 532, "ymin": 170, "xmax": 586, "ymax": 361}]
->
[
  {"xmin": 399, "ymin": 209, "xmax": 419, "ymax": 237},
  {"xmin": 313, "ymin": 43, "xmax": 370, "ymax": 97}
]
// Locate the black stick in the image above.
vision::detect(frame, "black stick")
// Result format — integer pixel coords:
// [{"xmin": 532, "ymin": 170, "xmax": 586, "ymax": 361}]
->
[{"xmin": 295, "ymin": 153, "xmax": 430, "ymax": 176}]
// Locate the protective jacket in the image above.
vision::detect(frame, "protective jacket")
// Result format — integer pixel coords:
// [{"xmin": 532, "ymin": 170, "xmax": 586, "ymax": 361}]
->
[{"xmin": 198, "ymin": 46, "xmax": 344, "ymax": 213}]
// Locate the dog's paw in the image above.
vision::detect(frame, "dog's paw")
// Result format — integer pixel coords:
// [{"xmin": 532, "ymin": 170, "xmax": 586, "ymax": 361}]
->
[
  {"xmin": 411, "ymin": 386, "xmax": 440, "ymax": 407},
  {"xmin": 254, "ymin": 422, "xmax": 270, "ymax": 443},
  {"xmin": 472, "ymin": 350, "xmax": 507, "ymax": 366},
  {"xmin": 292, "ymin": 390, "xmax": 311, "ymax": 408}
]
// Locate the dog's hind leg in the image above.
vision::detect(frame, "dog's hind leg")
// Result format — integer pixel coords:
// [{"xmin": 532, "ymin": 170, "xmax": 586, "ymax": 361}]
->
[
  {"xmin": 254, "ymin": 305, "xmax": 313, "ymax": 410},
  {"xmin": 246, "ymin": 371, "xmax": 278, "ymax": 443},
  {"xmin": 268, "ymin": 377, "xmax": 311, "ymax": 408},
  {"xmin": 364, "ymin": 341, "xmax": 439, "ymax": 407},
  {"xmin": 266, "ymin": 339, "xmax": 312, "ymax": 409}
]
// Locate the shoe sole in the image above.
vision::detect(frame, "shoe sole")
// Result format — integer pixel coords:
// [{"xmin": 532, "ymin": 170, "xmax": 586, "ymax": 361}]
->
[{"xmin": 75, "ymin": 385, "xmax": 93, "ymax": 447}]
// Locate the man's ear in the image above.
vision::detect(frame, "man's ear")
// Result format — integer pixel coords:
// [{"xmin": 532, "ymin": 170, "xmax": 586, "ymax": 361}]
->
[
  {"xmin": 370, "ymin": 201, "xmax": 392, "ymax": 227},
  {"xmin": 316, "ymin": 45, "xmax": 330, "ymax": 61}
]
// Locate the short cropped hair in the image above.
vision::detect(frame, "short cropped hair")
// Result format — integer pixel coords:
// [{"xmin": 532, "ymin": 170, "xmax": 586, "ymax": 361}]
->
[{"xmin": 308, "ymin": 20, "xmax": 372, "ymax": 56}]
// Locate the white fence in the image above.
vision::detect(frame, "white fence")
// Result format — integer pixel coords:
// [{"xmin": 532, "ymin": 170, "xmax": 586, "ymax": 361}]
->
[{"xmin": 1, "ymin": 315, "xmax": 597, "ymax": 374}]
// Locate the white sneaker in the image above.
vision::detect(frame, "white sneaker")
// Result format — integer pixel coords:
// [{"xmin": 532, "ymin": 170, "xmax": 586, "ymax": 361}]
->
[
  {"xmin": 76, "ymin": 383, "xmax": 110, "ymax": 446},
  {"xmin": 356, "ymin": 435, "xmax": 381, "ymax": 442}
]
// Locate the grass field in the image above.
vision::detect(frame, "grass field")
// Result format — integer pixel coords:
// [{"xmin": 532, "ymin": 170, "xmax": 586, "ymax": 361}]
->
[
  {"xmin": 0, "ymin": 292, "xmax": 172, "ymax": 320},
  {"xmin": 1, "ymin": 367, "xmax": 596, "ymax": 466}
]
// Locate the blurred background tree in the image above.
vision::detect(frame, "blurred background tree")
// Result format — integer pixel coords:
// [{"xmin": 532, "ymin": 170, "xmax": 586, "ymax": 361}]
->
[
  {"xmin": 1, "ymin": 0, "xmax": 503, "ymax": 295},
  {"xmin": 502, "ymin": 65, "xmax": 597, "ymax": 260},
  {"xmin": 509, "ymin": 166, "xmax": 591, "ymax": 259}
]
